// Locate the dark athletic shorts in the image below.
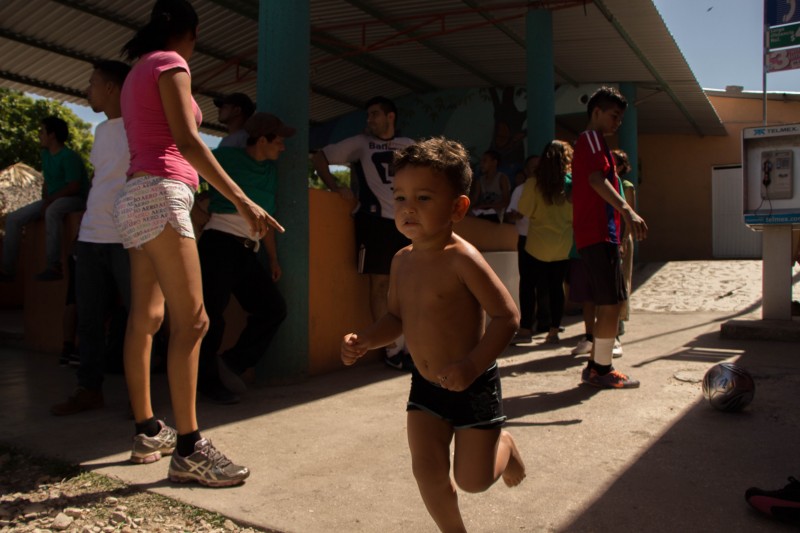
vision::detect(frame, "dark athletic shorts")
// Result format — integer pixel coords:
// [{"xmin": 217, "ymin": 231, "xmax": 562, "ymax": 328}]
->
[
  {"xmin": 567, "ymin": 257, "xmax": 592, "ymax": 303},
  {"xmin": 355, "ymin": 211, "xmax": 410, "ymax": 275},
  {"xmin": 407, "ymin": 363, "xmax": 506, "ymax": 430},
  {"xmin": 576, "ymin": 242, "xmax": 627, "ymax": 306}
]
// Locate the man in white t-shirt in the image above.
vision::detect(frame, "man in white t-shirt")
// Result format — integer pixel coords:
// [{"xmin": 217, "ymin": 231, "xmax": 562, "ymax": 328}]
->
[
  {"xmin": 51, "ymin": 61, "xmax": 132, "ymax": 416},
  {"xmin": 312, "ymin": 96, "xmax": 415, "ymax": 370}
]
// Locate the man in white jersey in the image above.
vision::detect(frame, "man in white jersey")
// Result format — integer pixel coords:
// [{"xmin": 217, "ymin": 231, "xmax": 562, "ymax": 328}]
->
[
  {"xmin": 312, "ymin": 96, "xmax": 415, "ymax": 370},
  {"xmin": 51, "ymin": 61, "xmax": 132, "ymax": 415}
]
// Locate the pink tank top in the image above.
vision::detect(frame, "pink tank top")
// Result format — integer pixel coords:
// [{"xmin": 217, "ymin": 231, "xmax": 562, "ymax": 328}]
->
[{"xmin": 121, "ymin": 50, "xmax": 202, "ymax": 189}]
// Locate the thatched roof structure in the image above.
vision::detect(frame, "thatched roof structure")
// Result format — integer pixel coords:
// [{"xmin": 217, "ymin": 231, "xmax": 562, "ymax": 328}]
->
[{"xmin": 0, "ymin": 163, "xmax": 43, "ymax": 235}]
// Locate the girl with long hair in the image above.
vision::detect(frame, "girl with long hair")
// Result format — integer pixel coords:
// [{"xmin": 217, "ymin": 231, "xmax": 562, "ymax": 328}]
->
[
  {"xmin": 517, "ymin": 140, "xmax": 574, "ymax": 344},
  {"xmin": 115, "ymin": 0, "xmax": 281, "ymax": 487}
]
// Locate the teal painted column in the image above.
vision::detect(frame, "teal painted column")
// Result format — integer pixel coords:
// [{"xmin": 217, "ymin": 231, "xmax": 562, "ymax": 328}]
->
[
  {"xmin": 257, "ymin": 1, "xmax": 309, "ymax": 382},
  {"xmin": 526, "ymin": 9, "xmax": 554, "ymax": 158},
  {"xmin": 618, "ymin": 82, "xmax": 639, "ymax": 259},
  {"xmin": 618, "ymin": 82, "xmax": 638, "ymax": 190}
]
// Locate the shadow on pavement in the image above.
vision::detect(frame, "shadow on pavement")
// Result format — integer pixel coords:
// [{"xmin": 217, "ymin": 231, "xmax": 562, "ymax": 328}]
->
[{"xmin": 558, "ymin": 333, "xmax": 800, "ymax": 533}]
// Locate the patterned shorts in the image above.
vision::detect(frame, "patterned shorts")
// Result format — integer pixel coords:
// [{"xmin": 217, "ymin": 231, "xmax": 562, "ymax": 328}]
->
[{"xmin": 114, "ymin": 175, "xmax": 196, "ymax": 249}]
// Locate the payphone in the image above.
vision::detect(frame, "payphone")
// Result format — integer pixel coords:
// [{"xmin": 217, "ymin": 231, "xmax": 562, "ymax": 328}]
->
[
  {"xmin": 743, "ymin": 124, "xmax": 800, "ymax": 226},
  {"xmin": 761, "ymin": 149, "xmax": 793, "ymax": 200},
  {"xmin": 742, "ymin": 124, "xmax": 800, "ymax": 320}
]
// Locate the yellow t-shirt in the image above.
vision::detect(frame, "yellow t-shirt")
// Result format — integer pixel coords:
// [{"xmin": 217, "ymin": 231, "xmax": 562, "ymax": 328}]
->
[{"xmin": 517, "ymin": 176, "xmax": 573, "ymax": 262}]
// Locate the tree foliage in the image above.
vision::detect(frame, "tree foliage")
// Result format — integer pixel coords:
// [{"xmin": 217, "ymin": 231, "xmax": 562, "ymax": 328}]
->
[
  {"xmin": 307, "ymin": 159, "xmax": 351, "ymax": 190},
  {"xmin": 0, "ymin": 89, "xmax": 94, "ymax": 172}
]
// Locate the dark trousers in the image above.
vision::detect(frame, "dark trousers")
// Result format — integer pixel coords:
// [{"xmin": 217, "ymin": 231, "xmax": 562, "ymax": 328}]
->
[
  {"xmin": 530, "ymin": 255, "xmax": 568, "ymax": 329},
  {"xmin": 517, "ymin": 236, "xmax": 551, "ymax": 330},
  {"xmin": 75, "ymin": 241, "xmax": 131, "ymax": 390},
  {"xmin": 198, "ymin": 230, "xmax": 287, "ymax": 379}
]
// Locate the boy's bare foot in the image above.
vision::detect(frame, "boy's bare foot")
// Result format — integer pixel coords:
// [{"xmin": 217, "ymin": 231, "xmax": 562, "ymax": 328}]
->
[{"xmin": 501, "ymin": 430, "xmax": 526, "ymax": 487}]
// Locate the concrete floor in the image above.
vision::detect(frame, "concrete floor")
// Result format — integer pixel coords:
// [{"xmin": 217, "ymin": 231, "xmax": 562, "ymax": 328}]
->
[{"xmin": 1, "ymin": 260, "xmax": 799, "ymax": 532}]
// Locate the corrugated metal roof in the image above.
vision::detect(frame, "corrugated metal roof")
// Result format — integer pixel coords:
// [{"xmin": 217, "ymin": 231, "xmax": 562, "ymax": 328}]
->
[{"xmin": 0, "ymin": 0, "xmax": 726, "ymax": 136}]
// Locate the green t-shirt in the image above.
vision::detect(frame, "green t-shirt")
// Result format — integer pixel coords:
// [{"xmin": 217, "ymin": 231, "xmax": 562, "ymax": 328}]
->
[
  {"xmin": 208, "ymin": 147, "xmax": 277, "ymax": 215},
  {"xmin": 42, "ymin": 147, "xmax": 88, "ymax": 198}
]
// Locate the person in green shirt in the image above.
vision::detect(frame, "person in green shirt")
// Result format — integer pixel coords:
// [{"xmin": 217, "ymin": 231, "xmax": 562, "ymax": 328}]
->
[
  {"xmin": 196, "ymin": 112, "xmax": 296, "ymax": 404},
  {"xmin": 1, "ymin": 116, "xmax": 88, "ymax": 281}
]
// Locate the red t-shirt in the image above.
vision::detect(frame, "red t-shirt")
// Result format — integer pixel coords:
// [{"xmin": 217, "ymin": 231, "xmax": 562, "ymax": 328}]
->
[
  {"xmin": 121, "ymin": 51, "xmax": 202, "ymax": 189},
  {"xmin": 571, "ymin": 130, "xmax": 621, "ymax": 249}
]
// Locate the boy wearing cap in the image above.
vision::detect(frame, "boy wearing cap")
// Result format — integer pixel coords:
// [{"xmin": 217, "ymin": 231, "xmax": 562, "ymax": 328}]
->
[
  {"xmin": 197, "ymin": 112, "xmax": 296, "ymax": 403},
  {"xmin": 214, "ymin": 92, "xmax": 256, "ymax": 148}
]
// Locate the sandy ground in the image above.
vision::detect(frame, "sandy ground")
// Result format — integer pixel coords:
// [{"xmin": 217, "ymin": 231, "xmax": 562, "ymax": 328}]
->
[{"xmin": 631, "ymin": 260, "xmax": 798, "ymax": 313}]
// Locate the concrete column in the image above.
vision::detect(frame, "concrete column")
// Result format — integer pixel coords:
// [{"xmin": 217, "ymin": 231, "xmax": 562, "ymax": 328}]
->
[
  {"xmin": 618, "ymin": 82, "xmax": 639, "ymax": 190},
  {"xmin": 762, "ymin": 225, "xmax": 793, "ymax": 320},
  {"xmin": 526, "ymin": 9, "xmax": 554, "ymax": 157},
  {"xmin": 257, "ymin": 1, "xmax": 310, "ymax": 381}
]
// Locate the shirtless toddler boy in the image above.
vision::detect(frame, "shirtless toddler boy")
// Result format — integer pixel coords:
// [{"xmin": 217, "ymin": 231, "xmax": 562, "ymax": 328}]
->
[{"xmin": 342, "ymin": 137, "xmax": 526, "ymax": 533}]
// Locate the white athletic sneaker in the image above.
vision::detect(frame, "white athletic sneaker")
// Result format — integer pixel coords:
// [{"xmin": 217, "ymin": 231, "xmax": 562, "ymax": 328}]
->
[
  {"xmin": 571, "ymin": 336, "xmax": 593, "ymax": 356},
  {"xmin": 613, "ymin": 337, "xmax": 623, "ymax": 358},
  {"xmin": 130, "ymin": 420, "xmax": 177, "ymax": 464},
  {"xmin": 168, "ymin": 438, "xmax": 249, "ymax": 487}
]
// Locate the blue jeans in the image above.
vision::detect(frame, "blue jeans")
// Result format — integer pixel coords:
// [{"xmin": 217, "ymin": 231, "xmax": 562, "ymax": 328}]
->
[
  {"xmin": 2, "ymin": 197, "xmax": 86, "ymax": 273},
  {"xmin": 75, "ymin": 241, "xmax": 131, "ymax": 391}
]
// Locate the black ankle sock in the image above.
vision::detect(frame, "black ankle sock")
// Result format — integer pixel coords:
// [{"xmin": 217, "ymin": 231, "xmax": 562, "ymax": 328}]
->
[
  {"xmin": 586, "ymin": 360, "xmax": 595, "ymax": 370},
  {"xmin": 595, "ymin": 364, "xmax": 612, "ymax": 376},
  {"xmin": 135, "ymin": 417, "xmax": 160, "ymax": 437},
  {"xmin": 177, "ymin": 430, "xmax": 202, "ymax": 457},
  {"xmin": 586, "ymin": 334, "xmax": 594, "ymax": 342}
]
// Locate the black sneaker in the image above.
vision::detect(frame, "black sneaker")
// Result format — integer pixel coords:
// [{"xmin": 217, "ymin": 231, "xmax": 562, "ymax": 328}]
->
[
  {"xmin": 199, "ymin": 381, "xmax": 240, "ymax": 405},
  {"xmin": 58, "ymin": 352, "xmax": 80, "ymax": 367},
  {"xmin": 217, "ymin": 355, "xmax": 247, "ymax": 394},
  {"xmin": 746, "ymin": 476, "xmax": 800, "ymax": 523}
]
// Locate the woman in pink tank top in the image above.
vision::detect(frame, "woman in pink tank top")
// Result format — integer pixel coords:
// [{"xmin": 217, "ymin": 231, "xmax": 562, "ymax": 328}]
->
[{"xmin": 115, "ymin": 0, "xmax": 283, "ymax": 487}]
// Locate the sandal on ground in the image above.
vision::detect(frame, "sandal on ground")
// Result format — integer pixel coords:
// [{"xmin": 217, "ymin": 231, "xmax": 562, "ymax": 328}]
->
[{"xmin": 544, "ymin": 333, "xmax": 560, "ymax": 344}]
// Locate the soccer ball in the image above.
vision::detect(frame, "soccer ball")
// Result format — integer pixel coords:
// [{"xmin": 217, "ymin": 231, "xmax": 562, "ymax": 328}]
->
[{"xmin": 702, "ymin": 363, "xmax": 755, "ymax": 412}]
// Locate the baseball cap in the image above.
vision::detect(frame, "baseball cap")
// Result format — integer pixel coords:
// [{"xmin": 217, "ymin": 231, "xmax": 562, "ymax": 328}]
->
[
  {"xmin": 244, "ymin": 112, "xmax": 296, "ymax": 140},
  {"xmin": 213, "ymin": 93, "xmax": 255, "ymax": 118}
]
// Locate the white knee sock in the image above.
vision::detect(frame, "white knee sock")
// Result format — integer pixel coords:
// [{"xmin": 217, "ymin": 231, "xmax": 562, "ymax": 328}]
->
[{"xmin": 593, "ymin": 337, "xmax": 615, "ymax": 366}]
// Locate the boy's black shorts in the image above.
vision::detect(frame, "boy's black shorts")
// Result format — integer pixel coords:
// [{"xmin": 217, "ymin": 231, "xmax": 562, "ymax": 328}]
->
[
  {"xmin": 407, "ymin": 363, "xmax": 506, "ymax": 430},
  {"xmin": 355, "ymin": 211, "xmax": 410, "ymax": 275},
  {"xmin": 577, "ymin": 242, "xmax": 627, "ymax": 306}
]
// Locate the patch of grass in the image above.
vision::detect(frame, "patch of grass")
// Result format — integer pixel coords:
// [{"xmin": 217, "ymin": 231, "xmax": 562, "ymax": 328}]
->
[{"xmin": 0, "ymin": 443, "xmax": 276, "ymax": 532}]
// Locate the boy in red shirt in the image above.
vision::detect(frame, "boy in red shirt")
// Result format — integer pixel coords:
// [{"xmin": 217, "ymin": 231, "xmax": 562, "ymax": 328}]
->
[{"xmin": 572, "ymin": 87, "xmax": 647, "ymax": 388}]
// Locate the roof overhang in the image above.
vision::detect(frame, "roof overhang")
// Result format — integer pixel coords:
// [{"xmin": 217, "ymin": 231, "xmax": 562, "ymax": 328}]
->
[{"xmin": 0, "ymin": 0, "xmax": 726, "ymax": 136}]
